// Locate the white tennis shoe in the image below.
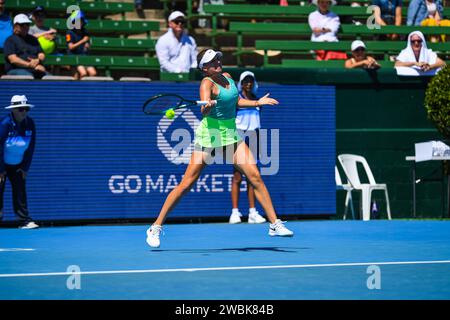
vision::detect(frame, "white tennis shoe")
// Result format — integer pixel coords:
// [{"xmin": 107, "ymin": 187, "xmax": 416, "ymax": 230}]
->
[
  {"xmin": 248, "ymin": 211, "xmax": 266, "ymax": 224},
  {"xmin": 229, "ymin": 211, "xmax": 242, "ymax": 224},
  {"xmin": 19, "ymin": 221, "xmax": 39, "ymax": 229},
  {"xmin": 146, "ymin": 224, "xmax": 162, "ymax": 248},
  {"xmin": 269, "ymin": 219, "xmax": 294, "ymax": 237}
]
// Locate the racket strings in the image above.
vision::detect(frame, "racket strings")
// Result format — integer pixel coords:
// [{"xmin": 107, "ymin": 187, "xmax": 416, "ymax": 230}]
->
[{"xmin": 144, "ymin": 95, "xmax": 182, "ymax": 114}]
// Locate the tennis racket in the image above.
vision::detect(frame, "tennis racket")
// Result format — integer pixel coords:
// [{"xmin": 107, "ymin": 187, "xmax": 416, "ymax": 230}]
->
[{"xmin": 142, "ymin": 93, "xmax": 216, "ymax": 116}]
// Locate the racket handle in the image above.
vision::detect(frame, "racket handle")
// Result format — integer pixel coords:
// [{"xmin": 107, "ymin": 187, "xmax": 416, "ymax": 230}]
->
[{"xmin": 196, "ymin": 100, "xmax": 217, "ymax": 106}]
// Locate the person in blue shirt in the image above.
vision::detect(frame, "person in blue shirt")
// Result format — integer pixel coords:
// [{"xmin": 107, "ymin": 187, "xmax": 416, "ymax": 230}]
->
[
  {"xmin": 66, "ymin": 10, "xmax": 97, "ymax": 79},
  {"xmin": 0, "ymin": 0, "xmax": 13, "ymax": 51},
  {"xmin": 407, "ymin": 0, "xmax": 450, "ymax": 42},
  {"xmin": 0, "ymin": 95, "xmax": 38, "ymax": 229},
  {"xmin": 372, "ymin": 0, "xmax": 403, "ymax": 39}
]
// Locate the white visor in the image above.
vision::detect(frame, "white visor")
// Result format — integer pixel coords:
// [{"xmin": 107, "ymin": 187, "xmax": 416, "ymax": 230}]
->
[{"xmin": 198, "ymin": 49, "xmax": 223, "ymax": 69}]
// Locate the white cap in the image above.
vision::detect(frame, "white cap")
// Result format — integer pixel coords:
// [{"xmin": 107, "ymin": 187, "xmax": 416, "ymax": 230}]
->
[
  {"xmin": 5, "ymin": 95, "xmax": 34, "ymax": 110},
  {"xmin": 198, "ymin": 49, "xmax": 223, "ymax": 69},
  {"xmin": 238, "ymin": 71, "xmax": 259, "ymax": 95},
  {"xmin": 13, "ymin": 13, "xmax": 32, "ymax": 25},
  {"xmin": 351, "ymin": 40, "xmax": 366, "ymax": 51},
  {"xmin": 312, "ymin": 0, "xmax": 337, "ymax": 6},
  {"xmin": 168, "ymin": 11, "xmax": 185, "ymax": 22}
]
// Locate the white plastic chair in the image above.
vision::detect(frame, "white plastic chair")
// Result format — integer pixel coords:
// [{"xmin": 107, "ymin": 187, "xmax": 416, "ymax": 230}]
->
[
  {"xmin": 335, "ymin": 166, "xmax": 355, "ymax": 220},
  {"xmin": 338, "ymin": 154, "xmax": 392, "ymax": 221}
]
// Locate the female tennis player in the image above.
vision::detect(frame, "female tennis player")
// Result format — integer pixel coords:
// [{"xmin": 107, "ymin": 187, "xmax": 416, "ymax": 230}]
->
[
  {"xmin": 229, "ymin": 71, "xmax": 267, "ymax": 224},
  {"xmin": 146, "ymin": 49, "xmax": 294, "ymax": 248}
]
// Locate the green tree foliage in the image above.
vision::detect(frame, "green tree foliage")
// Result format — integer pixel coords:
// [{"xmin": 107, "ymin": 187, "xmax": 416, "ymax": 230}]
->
[{"xmin": 425, "ymin": 65, "xmax": 450, "ymax": 139}]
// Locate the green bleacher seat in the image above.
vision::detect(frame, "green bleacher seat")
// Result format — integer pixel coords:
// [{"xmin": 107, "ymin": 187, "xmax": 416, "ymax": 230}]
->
[
  {"xmin": 279, "ymin": 59, "xmax": 395, "ymax": 68},
  {"xmin": 342, "ymin": 24, "xmax": 450, "ymax": 36},
  {"xmin": 7, "ymin": 0, "xmax": 135, "ymax": 17},
  {"xmin": 45, "ymin": 19, "xmax": 159, "ymax": 35},
  {"xmin": 54, "ymin": 37, "xmax": 156, "ymax": 53},
  {"xmin": 202, "ymin": 3, "xmax": 450, "ymax": 45},
  {"xmin": 0, "ymin": 54, "xmax": 160, "ymax": 75},
  {"xmin": 44, "ymin": 55, "xmax": 159, "ymax": 70},
  {"xmin": 255, "ymin": 39, "xmax": 450, "ymax": 66}
]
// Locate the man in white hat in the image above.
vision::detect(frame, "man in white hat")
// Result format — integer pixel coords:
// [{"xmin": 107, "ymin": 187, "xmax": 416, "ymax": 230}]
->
[
  {"xmin": 155, "ymin": 10, "xmax": 198, "ymax": 73},
  {"xmin": 0, "ymin": 95, "xmax": 38, "ymax": 229},
  {"xmin": 3, "ymin": 13, "xmax": 47, "ymax": 78}
]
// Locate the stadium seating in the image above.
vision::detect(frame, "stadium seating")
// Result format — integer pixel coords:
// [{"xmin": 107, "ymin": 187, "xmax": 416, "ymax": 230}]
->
[
  {"xmin": 44, "ymin": 19, "xmax": 160, "ymax": 36},
  {"xmin": 0, "ymin": 54, "xmax": 160, "ymax": 76},
  {"xmin": 6, "ymin": 0, "xmax": 135, "ymax": 18},
  {"xmin": 256, "ymin": 39, "xmax": 450, "ymax": 66},
  {"xmin": 342, "ymin": 24, "xmax": 450, "ymax": 37},
  {"xmin": 54, "ymin": 37, "xmax": 156, "ymax": 54},
  {"xmin": 202, "ymin": 3, "xmax": 450, "ymax": 45},
  {"xmin": 279, "ymin": 59, "xmax": 395, "ymax": 68}
]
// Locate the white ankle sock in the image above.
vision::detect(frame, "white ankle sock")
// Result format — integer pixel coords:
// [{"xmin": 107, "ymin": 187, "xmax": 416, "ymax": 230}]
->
[
  {"xmin": 232, "ymin": 208, "xmax": 240, "ymax": 215},
  {"xmin": 249, "ymin": 208, "xmax": 257, "ymax": 214}
]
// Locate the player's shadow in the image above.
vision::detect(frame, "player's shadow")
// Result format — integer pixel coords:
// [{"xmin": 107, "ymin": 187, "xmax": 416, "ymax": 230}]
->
[{"xmin": 151, "ymin": 247, "xmax": 309, "ymax": 253}]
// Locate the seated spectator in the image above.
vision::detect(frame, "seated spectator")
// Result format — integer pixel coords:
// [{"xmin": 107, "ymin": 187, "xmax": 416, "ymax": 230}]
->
[
  {"xmin": 29, "ymin": 6, "xmax": 57, "ymax": 55},
  {"xmin": 3, "ymin": 14, "xmax": 47, "ymax": 78},
  {"xmin": 407, "ymin": 0, "xmax": 450, "ymax": 42},
  {"xmin": 66, "ymin": 10, "xmax": 97, "ymax": 80},
  {"xmin": 0, "ymin": 0, "xmax": 13, "ymax": 51},
  {"xmin": 372, "ymin": 0, "xmax": 402, "ymax": 39},
  {"xmin": 345, "ymin": 40, "xmax": 381, "ymax": 69},
  {"xmin": 156, "ymin": 11, "xmax": 198, "ymax": 73},
  {"xmin": 395, "ymin": 31, "xmax": 446, "ymax": 74},
  {"xmin": 308, "ymin": 0, "xmax": 347, "ymax": 60},
  {"xmin": 135, "ymin": 0, "xmax": 145, "ymax": 19}
]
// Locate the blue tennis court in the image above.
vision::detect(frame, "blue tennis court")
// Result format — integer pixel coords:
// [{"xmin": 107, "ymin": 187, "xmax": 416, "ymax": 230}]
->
[{"xmin": 1, "ymin": 220, "xmax": 450, "ymax": 300}]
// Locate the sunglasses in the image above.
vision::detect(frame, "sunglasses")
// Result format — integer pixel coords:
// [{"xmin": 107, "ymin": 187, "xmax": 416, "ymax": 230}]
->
[
  {"xmin": 172, "ymin": 19, "xmax": 186, "ymax": 25},
  {"xmin": 411, "ymin": 39, "xmax": 423, "ymax": 44},
  {"xmin": 17, "ymin": 107, "xmax": 30, "ymax": 112},
  {"xmin": 205, "ymin": 59, "xmax": 222, "ymax": 68}
]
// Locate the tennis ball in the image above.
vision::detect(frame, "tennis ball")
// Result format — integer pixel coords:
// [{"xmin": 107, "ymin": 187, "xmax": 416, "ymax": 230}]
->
[{"xmin": 165, "ymin": 109, "xmax": 175, "ymax": 119}]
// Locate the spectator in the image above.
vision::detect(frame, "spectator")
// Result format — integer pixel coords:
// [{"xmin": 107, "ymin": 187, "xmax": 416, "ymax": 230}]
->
[
  {"xmin": 3, "ymin": 14, "xmax": 47, "ymax": 78},
  {"xmin": 345, "ymin": 40, "xmax": 381, "ymax": 69},
  {"xmin": 407, "ymin": 0, "xmax": 443, "ymax": 25},
  {"xmin": 0, "ymin": 0, "xmax": 13, "ymax": 51},
  {"xmin": 135, "ymin": 0, "xmax": 145, "ymax": 19},
  {"xmin": 0, "ymin": 95, "xmax": 38, "ymax": 229},
  {"xmin": 29, "ymin": 6, "xmax": 57, "ymax": 55},
  {"xmin": 308, "ymin": 0, "xmax": 347, "ymax": 60},
  {"xmin": 156, "ymin": 11, "xmax": 198, "ymax": 73},
  {"xmin": 229, "ymin": 71, "xmax": 267, "ymax": 225},
  {"xmin": 395, "ymin": 31, "xmax": 446, "ymax": 74},
  {"xmin": 372, "ymin": 0, "xmax": 402, "ymax": 39},
  {"xmin": 66, "ymin": 10, "xmax": 97, "ymax": 80},
  {"xmin": 407, "ymin": 0, "xmax": 450, "ymax": 42}
]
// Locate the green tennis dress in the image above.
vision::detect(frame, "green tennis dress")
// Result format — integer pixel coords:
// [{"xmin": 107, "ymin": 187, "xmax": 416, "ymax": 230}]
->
[{"xmin": 195, "ymin": 76, "xmax": 242, "ymax": 148}]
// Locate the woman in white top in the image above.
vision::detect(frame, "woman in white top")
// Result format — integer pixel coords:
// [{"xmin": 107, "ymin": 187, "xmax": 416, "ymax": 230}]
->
[
  {"xmin": 395, "ymin": 31, "xmax": 446, "ymax": 72},
  {"xmin": 229, "ymin": 71, "xmax": 267, "ymax": 224}
]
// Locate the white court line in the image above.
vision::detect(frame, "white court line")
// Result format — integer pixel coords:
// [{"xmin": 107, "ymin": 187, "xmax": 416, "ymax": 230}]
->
[
  {"xmin": 0, "ymin": 248, "xmax": 35, "ymax": 252},
  {"xmin": 0, "ymin": 260, "xmax": 450, "ymax": 278}
]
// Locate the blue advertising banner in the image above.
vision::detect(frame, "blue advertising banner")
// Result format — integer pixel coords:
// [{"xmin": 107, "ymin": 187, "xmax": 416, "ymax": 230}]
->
[{"xmin": 0, "ymin": 81, "xmax": 335, "ymax": 221}]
